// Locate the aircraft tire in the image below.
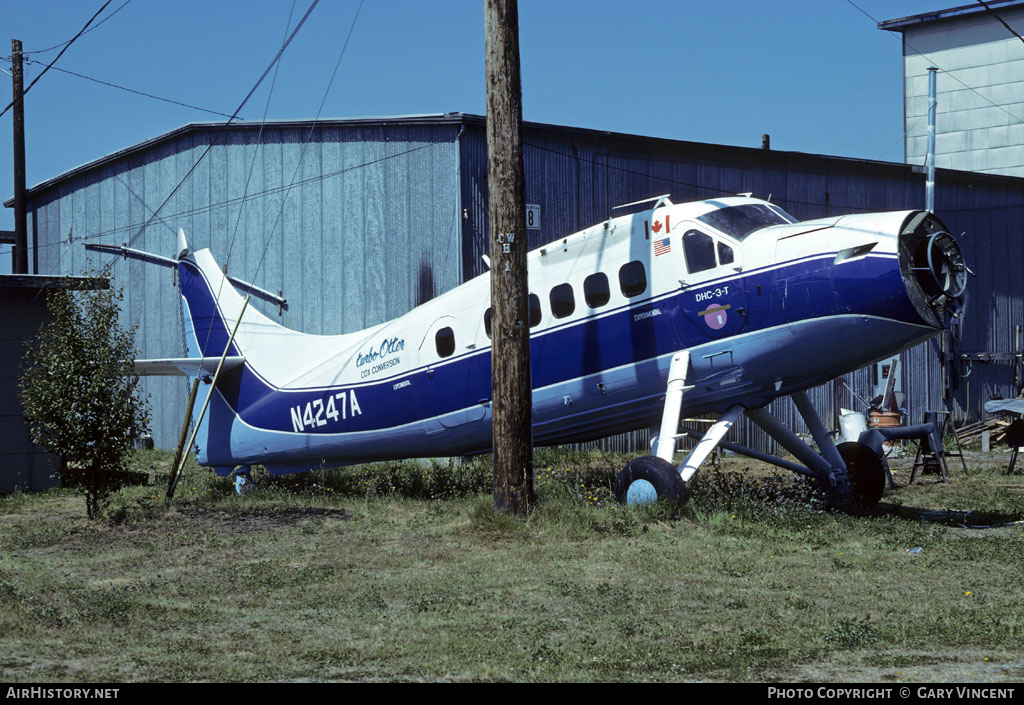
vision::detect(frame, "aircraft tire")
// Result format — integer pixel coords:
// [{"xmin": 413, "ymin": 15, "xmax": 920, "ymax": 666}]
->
[
  {"xmin": 829, "ymin": 442, "xmax": 886, "ymax": 513},
  {"xmin": 614, "ymin": 455, "xmax": 688, "ymax": 507},
  {"xmin": 234, "ymin": 469, "xmax": 254, "ymax": 496}
]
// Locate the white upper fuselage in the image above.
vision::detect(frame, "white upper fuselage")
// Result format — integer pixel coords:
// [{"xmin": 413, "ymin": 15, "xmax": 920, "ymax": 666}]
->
[{"xmin": 204, "ymin": 196, "xmax": 905, "ymax": 391}]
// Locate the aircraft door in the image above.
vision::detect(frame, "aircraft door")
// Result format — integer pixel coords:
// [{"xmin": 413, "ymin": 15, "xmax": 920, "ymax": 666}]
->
[
  {"xmin": 678, "ymin": 227, "xmax": 748, "ymax": 338},
  {"xmin": 417, "ymin": 315, "xmax": 484, "ymax": 428}
]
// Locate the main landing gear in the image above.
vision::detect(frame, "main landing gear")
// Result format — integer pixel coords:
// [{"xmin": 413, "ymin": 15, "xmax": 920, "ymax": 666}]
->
[
  {"xmin": 613, "ymin": 351, "xmax": 886, "ymax": 513},
  {"xmin": 614, "ymin": 455, "xmax": 687, "ymax": 506}
]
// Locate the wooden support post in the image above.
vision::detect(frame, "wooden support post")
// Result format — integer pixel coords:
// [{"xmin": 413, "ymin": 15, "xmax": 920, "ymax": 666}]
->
[
  {"xmin": 166, "ymin": 377, "xmax": 201, "ymax": 499},
  {"xmin": 11, "ymin": 39, "xmax": 28, "ymax": 274},
  {"xmin": 485, "ymin": 0, "xmax": 533, "ymax": 514}
]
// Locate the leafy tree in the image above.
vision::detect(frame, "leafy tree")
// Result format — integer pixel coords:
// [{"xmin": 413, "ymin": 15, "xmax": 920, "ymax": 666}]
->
[{"xmin": 19, "ymin": 281, "xmax": 150, "ymax": 519}]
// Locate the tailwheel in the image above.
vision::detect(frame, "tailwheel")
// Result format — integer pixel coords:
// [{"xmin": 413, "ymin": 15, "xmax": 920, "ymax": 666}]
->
[
  {"xmin": 233, "ymin": 468, "xmax": 254, "ymax": 496},
  {"xmin": 614, "ymin": 455, "xmax": 689, "ymax": 507},
  {"xmin": 831, "ymin": 442, "xmax": 886, "ymax": 512}
]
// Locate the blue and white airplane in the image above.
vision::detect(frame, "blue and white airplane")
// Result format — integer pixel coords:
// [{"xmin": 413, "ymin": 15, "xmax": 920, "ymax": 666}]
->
[{"xmin": 136, "ymin": 194, "xmax": 966, "ymax": 508}]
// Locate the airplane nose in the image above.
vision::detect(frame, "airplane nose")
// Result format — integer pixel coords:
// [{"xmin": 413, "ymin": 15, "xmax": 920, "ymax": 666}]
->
[{"xmin": 898, "ymin": 211, "xmax": 967, "ymax": 329}]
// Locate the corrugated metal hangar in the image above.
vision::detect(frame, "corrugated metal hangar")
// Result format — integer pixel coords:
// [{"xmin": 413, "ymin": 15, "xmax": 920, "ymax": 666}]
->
[
  {"xmin": 881, "ymin": 0, "xmax": 1024, "ymax": 178},
  {"xmin": 13, "ymin": 112, "xmax": 1024, "ymax": 453}
]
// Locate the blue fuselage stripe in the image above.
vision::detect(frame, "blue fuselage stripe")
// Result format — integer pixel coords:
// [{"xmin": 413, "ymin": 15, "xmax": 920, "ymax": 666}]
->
[{"xmin": 179, "ymin": 252, "xmax": 926, "ymax": 439}]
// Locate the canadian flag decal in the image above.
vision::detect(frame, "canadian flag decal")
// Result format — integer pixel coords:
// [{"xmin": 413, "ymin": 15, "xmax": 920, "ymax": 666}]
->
[{"xmin": 644, "ymin": 215, "xmax": 670, "ymax": 240}]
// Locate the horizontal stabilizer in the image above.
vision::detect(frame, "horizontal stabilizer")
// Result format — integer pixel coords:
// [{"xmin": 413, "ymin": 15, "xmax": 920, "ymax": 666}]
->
[
  {"xmin": 84, "ymin": 241, "xmax": 287, "ymax": 308},
  {"xmin": 134, "ymin": 356, "xmax": 246, "ymax": 377}
]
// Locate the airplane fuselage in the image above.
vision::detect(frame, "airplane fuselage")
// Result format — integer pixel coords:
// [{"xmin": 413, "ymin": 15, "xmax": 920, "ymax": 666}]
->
[{"xmin": 178, "ymin": 196, "xmax": 953, "ymax": 476}]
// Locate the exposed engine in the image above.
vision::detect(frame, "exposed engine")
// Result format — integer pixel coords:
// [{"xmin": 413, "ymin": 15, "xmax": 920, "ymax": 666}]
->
[{"xmin": 898, "ymin": 211, "xmax": 968, "ymax": 329}]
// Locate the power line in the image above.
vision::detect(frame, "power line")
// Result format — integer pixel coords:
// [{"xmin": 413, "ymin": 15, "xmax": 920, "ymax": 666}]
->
[
  {"xmin": 223, "ymin": 0, "xmax": 297, "ymax": 269},
  {"xmin": 50, "ymin": 133, "xmax": 920, "ymax": 258},
  {"xmin": 976, "ymin": 0, "xmax": 1024, "ymax": 48},
  {"xmin": 204, "ymin": 0, "xmax": 300, "ymax": 359},
  {"xmin": 842, "ymin": 0, "xmax": 878, "ymax": 25},
  {"xmin": 24, "ymin": 60, "xmax": 238, "ymax": 120},
  {"xmin": 34, "ymin": 142, "xmax": 435, "ymax": 256},
  {"xmin": 877, "ymin": 115, "xmax": 923, "ymax": 161},
  {"xmin": 47, "ymin": 137, "xmax": 875, "ymax": 259},
  {"xmin": 24, "ymin": 0, "xmax": 135, "ymax": 55},
  {"xmin": 251, "ymin": 0, "xmax": 365, "ymax": 284},
  {"xmin": 521, "ymin": 140, "xmax": 958, "ymax": 214},
  {"xmin": 523, "ymin": 140, "xmax": 741, "ymax": 200},
  {"xmin": 39, "ymin": 132, "xmax": 1023, "ymax": 261},
  {"xmin": 106, "ymin": 0, "xmax": 322, "ymax": 276},
  {"xmin": 845, "ymin": 0, "xmax": 1024, "ymax": 126},
  {"xmin": 0, "ymin": 0, "xmax": 113, "ymax": 119}
]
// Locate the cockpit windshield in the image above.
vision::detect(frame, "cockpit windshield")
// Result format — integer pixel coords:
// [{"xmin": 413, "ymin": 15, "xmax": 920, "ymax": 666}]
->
[{"xmin": 696, "ymin": 203, "xmax": 798, "ymax": 241}]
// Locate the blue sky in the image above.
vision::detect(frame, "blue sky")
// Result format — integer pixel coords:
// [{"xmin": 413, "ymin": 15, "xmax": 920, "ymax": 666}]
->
[{"xmin": 0, "ymin": 0, "xmax": 960, "ymax": 272}]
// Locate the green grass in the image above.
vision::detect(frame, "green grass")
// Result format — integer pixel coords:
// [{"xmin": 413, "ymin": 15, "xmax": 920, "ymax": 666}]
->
[{"xmin": 1, "ymin": 447, "xmax": 1023, "ymax": 682}]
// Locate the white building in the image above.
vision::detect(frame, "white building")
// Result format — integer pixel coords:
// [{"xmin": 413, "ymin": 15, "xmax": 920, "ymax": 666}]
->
[{"xmin": 881, "ymin": 1, "xmax": 1024, "ymax": 176}]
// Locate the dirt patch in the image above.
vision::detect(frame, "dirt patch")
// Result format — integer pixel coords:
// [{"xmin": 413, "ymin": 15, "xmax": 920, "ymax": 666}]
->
[
  {"xmin": 872, "ymin": 502, "xmax": 1023, "ymax": 528},
  {"xmin": 168, "ymin": 504, "xmax": 352, "ymax": 530},
  {"xmin": 785, "ymin": 650, "xmax": 1024, "ymax": 683}
]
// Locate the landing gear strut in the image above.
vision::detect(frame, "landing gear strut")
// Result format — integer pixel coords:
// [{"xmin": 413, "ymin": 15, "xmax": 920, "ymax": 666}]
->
[
  {"xmin": 745, "ymin": 392, "xmax": 885, "ymax": 512},
  {"xmin": 616, "ymin": 352, "xmax": 693, "ymax": 506},
  {"xmin": 614, "ymin": 352, "xmax": 742, "ymax": 507},
  {"xmin": 614, "ymin": 351, "xmax": 886, "ymax": 513}
]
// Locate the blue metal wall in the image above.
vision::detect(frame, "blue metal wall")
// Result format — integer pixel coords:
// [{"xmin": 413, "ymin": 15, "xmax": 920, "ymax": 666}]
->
[
  {"xmin": 24, "ymin": 113, "xmax": 1024, "ymax": 455},
  {"xmin": 27, "ymin": 118, "xmax": 463, "ymax": 448}
]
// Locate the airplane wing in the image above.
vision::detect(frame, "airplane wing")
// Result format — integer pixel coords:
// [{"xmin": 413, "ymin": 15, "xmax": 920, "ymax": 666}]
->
[{"xmin": 134, "ymin": 356, "xmax": 246, "ymax": 377}]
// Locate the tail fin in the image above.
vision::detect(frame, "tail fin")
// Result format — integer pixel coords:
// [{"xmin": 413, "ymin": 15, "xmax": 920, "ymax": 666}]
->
[
  {"xmin": 175, "ymin": 229, "xmax": 355, "ymax": 390},
  {"xmin": 176, "ymin": 236, "xmax": 289, "ymax": 366},
  {"xmin": 132, "ymin": 229, "xmax": 248, "ymax": 378},
  {"xmin": 175, "ymin": 233, "xmax": 272, "ymax": 470},
  {"xmin": 178, "ymin": 248, "xmax": 248, "ymax": 363}
]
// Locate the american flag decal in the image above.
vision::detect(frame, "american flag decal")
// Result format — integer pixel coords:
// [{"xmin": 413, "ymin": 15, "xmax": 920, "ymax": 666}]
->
[{"xmin": 653, "ymin": 237, "xmax": 671, "ymax": 256}]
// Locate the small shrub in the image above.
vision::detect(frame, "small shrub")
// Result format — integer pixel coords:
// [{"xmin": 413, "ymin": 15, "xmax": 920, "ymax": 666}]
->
[{"xmin": 19, "ymin": 282, "xmax": 150, "ymax": 519}]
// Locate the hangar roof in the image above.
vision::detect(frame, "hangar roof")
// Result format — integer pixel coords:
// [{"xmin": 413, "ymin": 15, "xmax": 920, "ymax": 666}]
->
[
  {"xmin": 10, "ymin": 110, "xmax": 1024, "ymax": 210},
  {"xmin": 879, "ymin": 0, "xmax": 1024, "ymax": 31}
]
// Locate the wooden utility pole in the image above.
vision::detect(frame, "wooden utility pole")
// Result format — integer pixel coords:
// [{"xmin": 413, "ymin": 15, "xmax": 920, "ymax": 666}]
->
[
  {"xmin": 485, "ymin": 0, "xmax": 533, "ymax": 514},
  {"xmin": 11, "ymin": 39, "xmax": 28, "ymax": 274}
]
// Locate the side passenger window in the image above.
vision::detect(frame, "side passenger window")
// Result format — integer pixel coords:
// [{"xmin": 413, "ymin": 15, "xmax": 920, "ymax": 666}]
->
[
  {"xmin": 549, "ymin": 283, "xmax": 575, "ymax": 319},
  {"xmin": 584, "ymin": 273, "xmax": 610, "ymax": 308},
  {"xmin": 718, "ymin": 241, "xmax": 734, "ymax": 266},
  {"xmin": 528, "ymin": 293, "xmax": 542, "ymax": 327},
  {"xmin": 618, "ymin": 261, "xmax": 647, "ymax": 297},
  {"xmin": 684, "ymin": 230, "xmax": 717, "ymax": 273},
  {"xmin": 436, "ymin": 327, "xmax": 455, "ymax": 358}
]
